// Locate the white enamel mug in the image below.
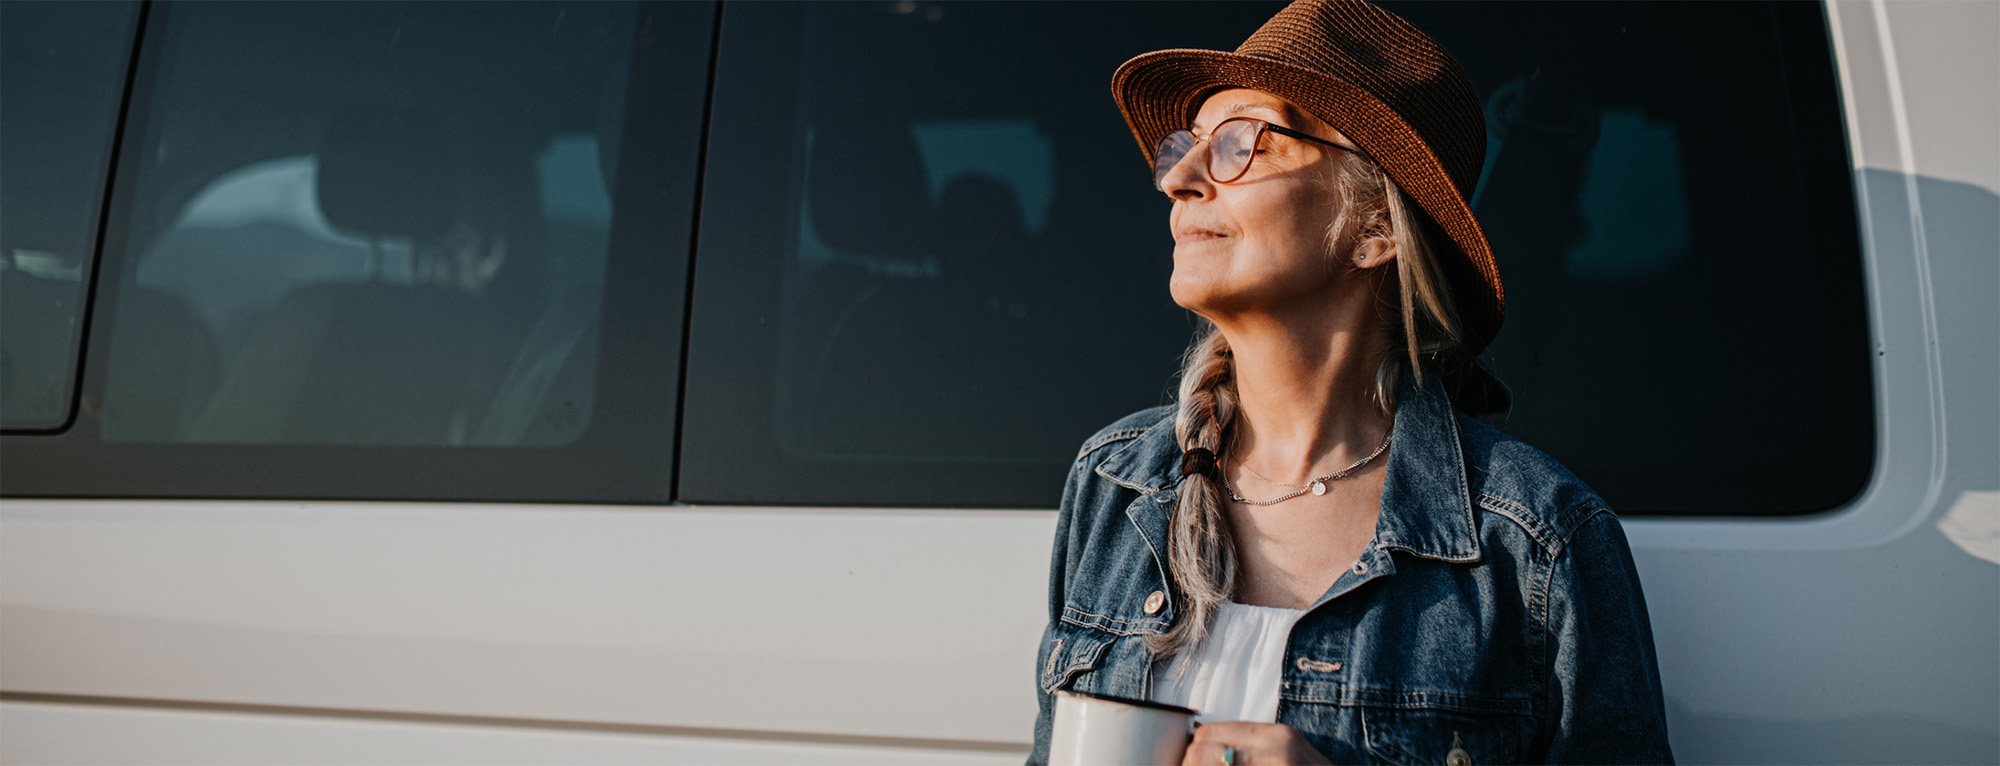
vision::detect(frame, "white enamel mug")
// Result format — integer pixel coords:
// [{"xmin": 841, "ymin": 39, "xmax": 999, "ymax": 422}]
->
[{"xmin": 1049, "ymin": 690, "xmax": 1199, "ymax": 766}]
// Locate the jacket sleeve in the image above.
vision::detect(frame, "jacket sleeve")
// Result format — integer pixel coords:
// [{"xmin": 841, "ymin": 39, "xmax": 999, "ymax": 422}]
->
[
  {"xmin": 1541, "ymin": 510, "xmax": 1675, "ymax": 763},
  {"xmin": 1028, "ymin": 455, "xmax": 1087, "ymax": 766}
]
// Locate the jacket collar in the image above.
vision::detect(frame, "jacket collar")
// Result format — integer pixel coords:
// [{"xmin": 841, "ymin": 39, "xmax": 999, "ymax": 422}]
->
[{"xmin": 1095, "ymin": 368, "xmax": 1480, "ymax": 563}]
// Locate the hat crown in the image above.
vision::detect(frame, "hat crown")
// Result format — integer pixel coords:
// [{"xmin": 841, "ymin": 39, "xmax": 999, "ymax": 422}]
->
[{"xmin": 1236, "ymin": 0, "xmax": 1485, "ymax": 198}]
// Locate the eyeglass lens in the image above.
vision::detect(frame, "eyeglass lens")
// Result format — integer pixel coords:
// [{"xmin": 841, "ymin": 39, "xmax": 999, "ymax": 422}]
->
[{"xmin": 1151, "ymin": 119, "xmax": 1263, "ymax": 190}]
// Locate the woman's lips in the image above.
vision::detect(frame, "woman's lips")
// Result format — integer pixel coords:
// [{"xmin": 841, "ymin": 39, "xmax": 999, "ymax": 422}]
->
[{"xmin": 1175, "ymin": 228, "xmax": 1227, "ymax": 245}]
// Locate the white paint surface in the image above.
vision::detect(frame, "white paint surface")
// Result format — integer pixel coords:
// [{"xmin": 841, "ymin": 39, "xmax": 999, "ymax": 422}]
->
[
  {"xmin": 1, "ymin": 503, "xmax": 1055, "ymax": 745},
  {"xmin": 0, "ymin": 701, "xmax": 1021, "ymax": 765}
]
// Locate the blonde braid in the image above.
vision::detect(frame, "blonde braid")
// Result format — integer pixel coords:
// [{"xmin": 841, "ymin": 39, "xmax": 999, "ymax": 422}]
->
[{"xmin": 1147, "ymin": 326, "xmax": 1240, "ymax": 658}]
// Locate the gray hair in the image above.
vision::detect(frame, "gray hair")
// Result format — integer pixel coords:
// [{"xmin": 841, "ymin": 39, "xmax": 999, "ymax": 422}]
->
[{"xmin": 1147, "ymin": 152, "xmax": 1463, "ymax": 658}]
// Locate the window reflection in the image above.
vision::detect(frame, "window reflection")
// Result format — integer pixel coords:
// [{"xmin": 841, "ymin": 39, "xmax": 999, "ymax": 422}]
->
[{"xmin": 99, "ymin": 2, "xmax": 633, "ymax": 447}]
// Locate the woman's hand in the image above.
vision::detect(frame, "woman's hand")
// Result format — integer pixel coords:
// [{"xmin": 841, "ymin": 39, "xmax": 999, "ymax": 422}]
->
[{"xmin": 1179, "ymin": 722, "xmax": 1332, "ymax": 766}]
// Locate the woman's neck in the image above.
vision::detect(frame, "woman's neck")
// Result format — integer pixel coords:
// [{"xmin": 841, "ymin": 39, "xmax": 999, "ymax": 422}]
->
[{"xmin": 1213, "ymin": 311, "xmax": 1394, "ymax": 483}]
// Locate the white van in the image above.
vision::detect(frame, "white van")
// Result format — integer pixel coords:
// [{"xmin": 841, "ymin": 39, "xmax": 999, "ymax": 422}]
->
[{"xmin": 3, "ymin": 1, "xmax": 1993, "ymax": 763}]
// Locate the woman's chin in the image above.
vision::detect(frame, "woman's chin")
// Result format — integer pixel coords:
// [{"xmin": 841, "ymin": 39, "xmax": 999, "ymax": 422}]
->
[
  {"xmin": 1169, "ymin": 277, "xmax": 1247, "ymax": 317},
  {"xmin": 1170, "ymin": 248, "xmax": 1262, "ymax": 313}
]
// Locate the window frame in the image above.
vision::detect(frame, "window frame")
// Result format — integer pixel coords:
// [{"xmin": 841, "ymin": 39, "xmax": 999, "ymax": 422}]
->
[{"xmin": 0, "ymin": 0, "xmax": 147, "ymax": 433}]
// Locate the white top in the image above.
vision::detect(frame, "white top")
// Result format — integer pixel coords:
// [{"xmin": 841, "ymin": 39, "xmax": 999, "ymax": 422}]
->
[{"xmin": 1149, "ymin": 600, "xmax": 1307, "ymax": 723}]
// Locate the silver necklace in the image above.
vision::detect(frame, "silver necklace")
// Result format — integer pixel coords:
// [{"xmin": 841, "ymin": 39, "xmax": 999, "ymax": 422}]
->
[{"xmin": 1223, "ymin": 428, "xmax": 1393, "ymax": 506}]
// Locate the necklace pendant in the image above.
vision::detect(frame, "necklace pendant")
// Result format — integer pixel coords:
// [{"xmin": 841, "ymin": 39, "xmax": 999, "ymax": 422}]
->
[{"xmin": 1309, "ymin": 480, "xmax": 1326, "ymax": 496}]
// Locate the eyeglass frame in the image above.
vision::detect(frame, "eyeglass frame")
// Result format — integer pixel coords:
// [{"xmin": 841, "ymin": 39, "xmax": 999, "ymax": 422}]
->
[{"xmin": 1152, "ymin": 116, "xmax": 1371, "ymax": 190}]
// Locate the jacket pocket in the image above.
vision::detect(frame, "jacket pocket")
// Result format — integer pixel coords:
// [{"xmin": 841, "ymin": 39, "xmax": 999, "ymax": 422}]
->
[
  {"xmin": 1361, "ymin": 705, "xmax": 1532, "ymax": 766},
  {"xmin": 1039, "ymin": 624, "xmax": 1114, "ymax": 694}
]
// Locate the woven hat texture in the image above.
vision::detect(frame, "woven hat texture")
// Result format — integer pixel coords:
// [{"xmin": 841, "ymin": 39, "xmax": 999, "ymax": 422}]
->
[{"xmin": 1113, "ymin": 0, "xmax": 1504, "ymax": 352}]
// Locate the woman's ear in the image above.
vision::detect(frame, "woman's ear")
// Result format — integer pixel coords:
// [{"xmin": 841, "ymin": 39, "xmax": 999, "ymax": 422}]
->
[{"xmin": 1354, "ymin": 235, "xmax": 1398, "ymax": 269}]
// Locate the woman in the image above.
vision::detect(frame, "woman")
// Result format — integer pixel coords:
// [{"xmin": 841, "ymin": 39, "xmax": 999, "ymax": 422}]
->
[{"xmin": 1029, "ymin": 1, "xmax": 1672, "ymax": 763}]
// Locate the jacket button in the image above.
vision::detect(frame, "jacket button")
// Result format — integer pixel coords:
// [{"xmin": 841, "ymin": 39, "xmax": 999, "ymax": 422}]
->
[
  {"xmin": 1143, "ymin": 591, "xmax": 1165, "ymax": 614},
  {"xmin": 1445, "ymin": 747, "xmax": 1472, "ymax": 766},
  {"xmin": 1352, "ymin": 560, "xmax": 1369, "ymax": 575}
]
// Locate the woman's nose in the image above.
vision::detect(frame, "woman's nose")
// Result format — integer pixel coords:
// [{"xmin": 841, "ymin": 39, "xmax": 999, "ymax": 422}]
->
[{"xmin": 1158, "ymin": 144, "xmax": 1213, "ymax": 201}]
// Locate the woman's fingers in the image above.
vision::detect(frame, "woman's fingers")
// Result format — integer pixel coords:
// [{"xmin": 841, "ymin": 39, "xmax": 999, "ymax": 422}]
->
[
  {"xmin": 1192, "ymin": 721, "xmax": 1269, "ymax": 744},
  {"xmin": 1179, "ymin": 739, "xmax": 1236, "ymax": 766},
  {"xmin": 1185, "ymin": 722, "xmax": 1272, "ymax": 765},
  {"xmin": 1182, "ymin": 722, "xmax": 1332, "ymax": 766}
]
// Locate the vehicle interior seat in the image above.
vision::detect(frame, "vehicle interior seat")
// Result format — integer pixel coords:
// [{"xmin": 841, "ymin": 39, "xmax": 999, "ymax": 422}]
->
[
  {"xmin": 785, "ymin": 116, "xmax": 938, "ymax": 452},
  {"xmin": 800, "ymin": 117, "xmax": 1080, "ymax": 460},
  {"xmin": 185, "ymin": 103, "xmax": 510, "ymax": 445},
  {"xmin": 467, "ymin": 77, "xmax": 632, "ymax": 447},
  {"xmin": 1032, "ymin": 106, "xmax": 1191, "ymax": 407},
  {"xmin": 99, "ymin": 284, "xmax": 222, "ymax": 440}
]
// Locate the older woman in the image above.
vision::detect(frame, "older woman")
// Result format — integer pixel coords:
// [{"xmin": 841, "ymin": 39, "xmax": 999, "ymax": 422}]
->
[{"xmin": 1030, "ymin": 1, "xmax": 1672, "ymax": 763}]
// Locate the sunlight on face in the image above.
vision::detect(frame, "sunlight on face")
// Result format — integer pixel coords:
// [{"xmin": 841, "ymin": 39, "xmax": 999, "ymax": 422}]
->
[{"xmin": 1160, "ymin": 89, "xmax": 1360, "ymax": 322}]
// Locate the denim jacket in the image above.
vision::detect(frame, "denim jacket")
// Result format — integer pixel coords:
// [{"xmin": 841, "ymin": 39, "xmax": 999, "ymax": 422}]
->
[{"xmin": 1030, "ymin": 371, "xmax": 1672, "ymax": 764}]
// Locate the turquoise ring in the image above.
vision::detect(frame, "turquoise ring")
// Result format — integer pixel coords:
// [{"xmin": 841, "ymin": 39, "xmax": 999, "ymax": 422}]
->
[{"xmin": 1221, "ymin": 745, "xmax": 1237, "ymax": 766}]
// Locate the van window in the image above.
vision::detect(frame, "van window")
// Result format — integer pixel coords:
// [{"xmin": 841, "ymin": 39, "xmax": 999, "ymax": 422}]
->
[
  {"xmin": 1, "ymin": 1, "xmax": 713, "ymax": 502},
  {"xmin": 101, "ymin": 3, "xmax": 630, "ymax": 447},
  {"xmin": 681, "ymin": 1, "xmax": 1871, "ymax": 514},
  {"xmin": 0, "ymin": 1, "xmax": 141, "ymax": 430}
]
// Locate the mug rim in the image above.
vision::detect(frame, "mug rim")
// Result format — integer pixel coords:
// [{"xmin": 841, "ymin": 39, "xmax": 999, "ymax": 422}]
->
[{"xmin": 1054, "ymin": 689, "xmax": 1199, "ymax": 717}]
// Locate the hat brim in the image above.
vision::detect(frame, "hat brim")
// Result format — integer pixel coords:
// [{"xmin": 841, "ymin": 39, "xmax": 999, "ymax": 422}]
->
[{"xmin": 1112, "ymin": 48, "xmax": 1504, "ymax": 354}]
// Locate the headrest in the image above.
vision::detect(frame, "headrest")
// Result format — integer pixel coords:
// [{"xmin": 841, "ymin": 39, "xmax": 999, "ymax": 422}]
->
[
  {"xmin": 807, "ymin": 119, "xmax": 936, "ymax": 258},
  {"xmin": 939, "ymin": 175, "xmax": 1024, "ymax": 248},
  {"xmin": 316, "ymin": 102, "xmax": 457, "ymax": 241},
  {"xmin": 938, "ymin": 174, "xmax": 1026, "ymax": 277}
]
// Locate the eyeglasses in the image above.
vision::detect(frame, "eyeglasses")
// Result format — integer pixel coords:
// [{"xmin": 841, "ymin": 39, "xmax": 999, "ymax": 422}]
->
[{"xmin": 1152, "ymin": 117, "xmax": 1367, "ymax": 190}]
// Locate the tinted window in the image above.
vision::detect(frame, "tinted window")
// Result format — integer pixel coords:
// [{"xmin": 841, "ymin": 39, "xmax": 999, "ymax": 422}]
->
[
  {"xmin": 2, "ymin": 1, "xmax": 712, "ymax": 502},
  {"xmin": 681, "ymin": 2, "xmax": 1240, "ymax": 506},
  {"xmin": 0, "ymin": 1, "xmax": 142, "ymax": 429},
  {"xmin": 1416, "ymin": 1, "xmax": 1871, "ymax": 514},
  {"xmin": 682, "ymin": 1, "xmax": 1870, "ymax": 514},
  {"xmin": 102, "ymin": 3, "xmax": 636, "ymax": 447}
]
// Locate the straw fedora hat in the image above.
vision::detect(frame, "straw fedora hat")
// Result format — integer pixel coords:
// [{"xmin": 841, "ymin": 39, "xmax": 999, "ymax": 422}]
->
[{"xmin": 1113, "ymin": 0, "xmax": 1504, "ymax": 353}]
